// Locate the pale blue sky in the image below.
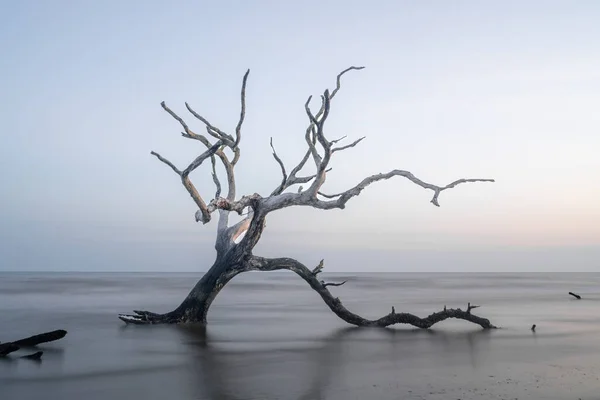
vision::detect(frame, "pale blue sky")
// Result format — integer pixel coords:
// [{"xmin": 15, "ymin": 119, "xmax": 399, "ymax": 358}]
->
[{"xmin": 1, "ymin": 1, "xmax": 599, "ymax": 271}]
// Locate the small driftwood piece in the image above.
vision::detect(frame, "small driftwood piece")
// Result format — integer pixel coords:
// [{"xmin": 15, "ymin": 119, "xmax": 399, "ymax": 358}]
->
[
  {"xmin": 21, "ymin": 351, "xmax": 43, "ymax": 360},
  {"xmin": 568, "ymin": 292, "xmax": 582, "ymax": 300},
  {"xmin": 0, "ymin": 329, "xmax": 67, "ymax": 358}
]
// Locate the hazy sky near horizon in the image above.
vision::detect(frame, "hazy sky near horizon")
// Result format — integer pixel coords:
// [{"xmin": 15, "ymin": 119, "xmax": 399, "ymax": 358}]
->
[{"xmin": 1, "ymin": 1, "xmax": 599, "ymax": 271}]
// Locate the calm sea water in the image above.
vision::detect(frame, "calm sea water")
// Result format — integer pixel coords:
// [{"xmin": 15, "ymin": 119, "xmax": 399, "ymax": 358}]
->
[{"xmin": 2, "ymin": 272, "xmax": 600, "ymax": 399}]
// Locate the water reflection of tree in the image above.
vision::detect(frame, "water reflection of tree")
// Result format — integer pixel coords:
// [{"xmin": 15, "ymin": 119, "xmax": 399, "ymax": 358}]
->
[{"xmin": 175, "ymin": 325, "xmax": 493, "ymax": 400}]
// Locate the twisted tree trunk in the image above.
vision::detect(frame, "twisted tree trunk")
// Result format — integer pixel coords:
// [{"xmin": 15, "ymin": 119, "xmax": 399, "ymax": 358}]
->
[
  {"xmin": 119, "ymin": 66, "xmax": 496, "ymax": 330},
  {"xmin": 124, "ymin": 258, "xmax": 241, "ymax": 324},
  {"xmin": 120, "ymin": 211, "xmax": 495, "ymax": 329},
  {"xmin": 120, "ymin": 213, "xmax": 267, "ymax": 325}
]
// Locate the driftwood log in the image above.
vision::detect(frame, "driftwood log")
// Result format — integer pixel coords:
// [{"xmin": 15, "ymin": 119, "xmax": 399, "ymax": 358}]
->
[
  {"xmin": 0, "ymin": 329, "xmax": 67, "ymax": 359},
  {"xmin": 118, "ymin": 66, "xmax": 496, "ymax": 330},
  {"xmin": 569, "ymin": 292, "xmax": 582, "ymax": 300}
]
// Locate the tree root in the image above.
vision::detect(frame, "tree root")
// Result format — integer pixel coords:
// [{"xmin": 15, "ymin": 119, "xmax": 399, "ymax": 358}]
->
[{"xmin": 118, "ymin": 310, "xmax": 182, "ymax": 325}]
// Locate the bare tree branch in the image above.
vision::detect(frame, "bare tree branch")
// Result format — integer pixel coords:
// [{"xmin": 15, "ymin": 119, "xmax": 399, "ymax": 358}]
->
[
  {"xmin": 234, "ymin": 69, "xmax": 250, "ymax": 148},
  {"xmin": 151, "ymin": 142, "xmax": 222, "ymax": 224},
  {"xmin": 262, "ymin": 170, "xmax": 493, "ymax": 215},
  {"xmin": 330, "ymin": 135, "xmax": 347, "ymax": 145},
  {"xmin": 287, "ymin": 147, "xmax": 312, "ymax": 184},
  {"xmin": 330, "ymin": 66, "xmax": 365, "ymax": 99},
  {"xmin": 281, "ymin": 167, "xmax": 333, "ymax": 194},
  {"xmin": 332, "ymin": 136, "xmax": 366, "ymax": 153},
  {"xmin": 161, "ymin": 101, "xmax": 196, "ymax": 139},
  {"xmin": 210, "ymin": 155, "xmax": 221, "ymax": 199},
  {"xmin": 245, "ymin": 255, "xmax": 496, "ymax": 329},
  {"xmin": 185, "ymin": 102, "xmax": 234, "ymax": 146},
  {"xmin": 181, "ymin": 130, "xmax": 212, "ymax": 147},
  {"xmin": 467, "ymin": 302, "xmax": 480, "ymax": 313},
  {"xmin": 304, "ymin": 93, "xmax": 333, "ymax": 195},
  {"xmin": 270, "ymin": 137, "xmax": 288, "ymax": 196},
  {"xmin": 282, "ymin": 67, "xmax": 364, "ymax": 192},
  {"xmin": 182, "ymin": 142, "xmax": 222, "ymax": 178},
  {"xmin": 231, "ymin": 148, "xmax": 241, "ymax": 166},
  {"xmin": 161, "ymin": 98, "xmax": 238, "ymax": 216},
  {"xmin": 150, "ymin": 151, "xmax": 182, "ymax": 175},
  {"xmin": 315, "ymin": 171, "xmax": 495, "ymax": 208},
  {"xmin": 312, "ymin": 259, "xmax": 324, "ymax": 275},
  {"xmin": 183, "ymin": 176, "xmax": 211, "ymax": 223},
  {"xmin": 182, "ymin": 133, "xmax": 237, "ymax": 202},
  {"xmin": 321, "ymin": 280, "xmax": 347, "ymax": 288},
  {"xmin": 303, "ymin": 98, "xmax": 322, "ymax": 167}
]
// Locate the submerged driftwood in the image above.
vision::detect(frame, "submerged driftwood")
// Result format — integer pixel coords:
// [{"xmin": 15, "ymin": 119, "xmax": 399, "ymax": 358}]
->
[{"xmin": 0, "ymin": 329, "xmax": 67, "ymax": 359}]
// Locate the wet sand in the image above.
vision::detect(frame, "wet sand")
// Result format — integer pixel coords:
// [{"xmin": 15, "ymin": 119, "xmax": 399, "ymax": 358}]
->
[{"xmin": 2, "ymin": 272, "xmax": 600, "ymax": 399}]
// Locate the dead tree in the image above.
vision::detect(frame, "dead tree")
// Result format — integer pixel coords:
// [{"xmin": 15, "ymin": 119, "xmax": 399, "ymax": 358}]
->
[{"xmin": 118, "ymin": 67, "xmax": 496, "ymax": 329}]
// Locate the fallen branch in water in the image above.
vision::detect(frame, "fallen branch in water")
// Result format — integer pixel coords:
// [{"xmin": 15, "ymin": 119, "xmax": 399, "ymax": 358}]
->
[
  {"xmin": 568, "ymin": 292, "xmax": 582, "ymax": 300},
  {"xmin": 11, "ymin": 329, "xmax": 67, "ymax": 347},
  {"xmin": 0, "ymin": 329, "xmax": 68, "ymax": 359}
]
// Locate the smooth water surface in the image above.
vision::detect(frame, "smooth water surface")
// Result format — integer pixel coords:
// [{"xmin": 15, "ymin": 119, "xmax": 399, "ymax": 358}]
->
[{"xmin": 2, "ymin": 272, "xmax": 600, "ymax": 399}]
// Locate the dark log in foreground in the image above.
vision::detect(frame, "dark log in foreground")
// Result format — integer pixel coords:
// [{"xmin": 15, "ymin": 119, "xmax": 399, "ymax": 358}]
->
[
  {"xmin": 119, "ymin": 66, "xmax": 496, "ymax": 330},
  {"xmin": 569, "ymin": 292, "xmax": 582, "ymax": 300},
  {"xmin": 0, "ymin": 330, "xmax": 67, "ymax": 358},
  {"xmin": 0, "ymin": 343, "xmax": 20, "ymax": 356},
  {"xmin": 11, "ymin": 329, "xmax": 67, "ymax": 347}
]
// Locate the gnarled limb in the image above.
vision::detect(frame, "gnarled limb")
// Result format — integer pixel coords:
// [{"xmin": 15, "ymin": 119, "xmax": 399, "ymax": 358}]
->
[
  {"xmin": 150, "ymin": 142, "xmax": 222, "ymax": 224},
  {"xmin": 244, "ymin": 256, "xmax": 496, "ymax": 330},
  {"xmin": 271, "ymin": 66, "xmax": 364, "ymax": 196},
  {"xmin": 210, "ymin": 155, "xmax": 222, "ymax": 200},
  {"xmin": 185, "ymin": 102, "xmax": 235, "ymax": 146},
  {"xmin": 234, "ymin": 69, "xmax": 250, "ymax": 149},
  {"xmin": 269, "ymin": 137, "xmax": 288, "ymax": 196},
  {"xmin": 332, "ymin": 136, "xmax": 365, "ymax": 153},
  {"xmin": 261, "ymin": 171, "xmax": 493, "ymax": 214},
  {"xmin": 321, "ymin": 280, "xmax": 347, "ymax": 288},
  {"xmin": 317, "ymin": 172, "xmax": 495, "ymax": 208},
  {"xmin": 157, "ymin": 70, "xmax": 249, "ymax": 227}
]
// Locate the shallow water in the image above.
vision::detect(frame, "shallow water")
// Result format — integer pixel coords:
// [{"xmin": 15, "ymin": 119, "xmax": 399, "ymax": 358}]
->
[{"xmin": 2, "ymin": 272, "xmax": 600, "ymax": 399}]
